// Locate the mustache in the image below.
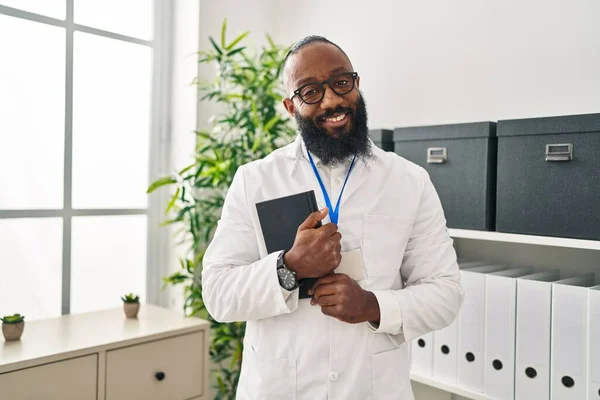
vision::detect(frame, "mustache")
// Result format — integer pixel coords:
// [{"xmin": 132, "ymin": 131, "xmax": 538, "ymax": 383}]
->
[{"xmin": 318, "ymin": 106, "xmax": 353, "ymax": 121}]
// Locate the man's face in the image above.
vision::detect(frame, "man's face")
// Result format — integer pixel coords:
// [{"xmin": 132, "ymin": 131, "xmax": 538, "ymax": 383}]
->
[
  {"xmin": 283, "ymin": 42, "xmax": 370, "ymax": 165},
  {"xmin": 284, "ymin": 42, "xmax": 360, "ymax": 137}
]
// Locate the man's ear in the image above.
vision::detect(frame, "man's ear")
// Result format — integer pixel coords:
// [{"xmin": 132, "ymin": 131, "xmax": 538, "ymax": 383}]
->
[
  {"xmin": 283, "ymin": 98, "xmax": 295, "ymax": 117},
  {"xmin": 356, "ymin": 75, "xmax": 360, "ymax": 90}
]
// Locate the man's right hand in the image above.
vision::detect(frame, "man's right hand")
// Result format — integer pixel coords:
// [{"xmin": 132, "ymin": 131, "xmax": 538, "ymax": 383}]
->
[{"xmin": 283, "ymin": 208, "xmax": 342, "ymax": 280}]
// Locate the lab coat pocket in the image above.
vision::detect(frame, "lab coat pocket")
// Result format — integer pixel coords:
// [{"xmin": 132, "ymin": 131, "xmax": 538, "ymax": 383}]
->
[
  {"xmin": 372, "ymin": 345, "xmax": 412, "ymax": 399},
  {"xmin": 363, "ymin": 214, "xmax": 413, "ymax": 277},
  {"xmin": 252, "ymin": 347, "xmax": 297, "ymax": 400}
]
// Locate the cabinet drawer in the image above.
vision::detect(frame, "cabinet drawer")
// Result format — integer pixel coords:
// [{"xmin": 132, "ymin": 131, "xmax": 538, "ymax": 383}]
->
[
  {"xmin": 106, "ymin": 331, "xmax": 205, "ymax": 400},
  {"xmin": 0, "ymin": 354, "xmax": 97, "ymax": 400}
]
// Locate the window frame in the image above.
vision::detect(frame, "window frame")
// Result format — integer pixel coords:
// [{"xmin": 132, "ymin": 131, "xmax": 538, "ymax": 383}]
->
[{"xmin": 0, "ymin": 0, "xmax": 173, "ymax": 314}]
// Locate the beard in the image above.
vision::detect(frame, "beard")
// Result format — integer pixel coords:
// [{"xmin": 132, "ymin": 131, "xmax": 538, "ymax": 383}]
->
[{"xmin": 295, "ymin": 92, "xmax": 372, "ymax": 167}]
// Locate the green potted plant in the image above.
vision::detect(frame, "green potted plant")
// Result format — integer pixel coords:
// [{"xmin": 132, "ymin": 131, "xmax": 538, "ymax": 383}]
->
[
  {"xmin": 121, "ymin": 293, "xmax": 140, "ymax": 318},
  {"xmin": 148, "ymin": 20, "xmax": 294, "ymax": 398},
  {"xmin": 1, "ymin": 313, "xmax": 25, "ymax": 341}
]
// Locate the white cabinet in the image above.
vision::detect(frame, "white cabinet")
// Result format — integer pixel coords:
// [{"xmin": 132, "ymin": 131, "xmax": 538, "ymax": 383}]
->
[
  {"xmin": 0, "ymin": 354, "xmax": 98, "ymax": 400},
  {"xmin": 106, "ymin": 331, "xmax": 206, "ymax": 400},
  {"xmin": 411, "ymin": 229, "xmax": 600, "ymax": 400},
  {"xmin": 0, "ymin": 304, "xmax": 209, "ymax": 400}
]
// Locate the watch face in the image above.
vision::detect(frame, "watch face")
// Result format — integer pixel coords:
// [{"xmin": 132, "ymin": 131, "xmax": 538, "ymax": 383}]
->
[{"xmin": 278, "ymin": 268, "xmax": 296, "ymax": 290}]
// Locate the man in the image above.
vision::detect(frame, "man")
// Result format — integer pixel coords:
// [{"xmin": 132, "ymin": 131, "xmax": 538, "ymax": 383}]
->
[{"xmin": 202, "ymin": 36, "xmax": 464, "ymax": 400}]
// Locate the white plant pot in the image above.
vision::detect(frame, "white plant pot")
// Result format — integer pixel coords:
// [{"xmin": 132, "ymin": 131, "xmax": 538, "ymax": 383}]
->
[
  {"xmin": 123, "ymin": 302, "xmax": 140, "ymax": 318},
  {"xmin": 2, "ymin": 321, "xmax": 25, "ymax": 341}
]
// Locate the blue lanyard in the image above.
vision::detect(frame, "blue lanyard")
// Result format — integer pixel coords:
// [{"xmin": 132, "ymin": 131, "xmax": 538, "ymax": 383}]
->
[{"xmin": 307, "ymin": 151, "xmax": 356, "ymax": 225}]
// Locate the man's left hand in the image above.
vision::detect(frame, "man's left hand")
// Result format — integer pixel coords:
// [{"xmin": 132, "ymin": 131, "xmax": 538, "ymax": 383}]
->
[{"xmin": 309, "ymin": 273, "xmax": 380, "ymax": 324}]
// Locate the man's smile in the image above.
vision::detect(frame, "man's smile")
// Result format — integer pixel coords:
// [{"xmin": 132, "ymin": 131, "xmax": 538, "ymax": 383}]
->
[{"xmin": 320, "ymin": 111, "xmax": 350, "ymax": 129}]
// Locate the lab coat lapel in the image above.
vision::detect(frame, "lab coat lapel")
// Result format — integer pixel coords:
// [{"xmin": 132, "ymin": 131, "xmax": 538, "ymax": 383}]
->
[
  {"xmin": 339, "ymin": 157, "xmax": 370, "ymax": 206},
  {"xmin": 342, "ymin": 141, "xmax": 385, "ymax": 204},
  {"xmin": 341, "ymin": 140, "xmax": 382, "ymax": 206}
]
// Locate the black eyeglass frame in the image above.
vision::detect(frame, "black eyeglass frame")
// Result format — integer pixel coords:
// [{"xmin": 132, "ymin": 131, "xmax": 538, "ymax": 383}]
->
[{"xmin": 290, "ymin": 72, "xmax": 359, "ymax": 104}]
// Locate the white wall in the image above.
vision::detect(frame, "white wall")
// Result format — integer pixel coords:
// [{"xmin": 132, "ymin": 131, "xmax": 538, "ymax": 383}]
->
[
  {"xmin": 274, "ymin": 0, "xmax": 600, "ymax": 129},
  {"xmin": 196, "ymin": 0, "xmax": 278, "ymax": 131},
  {"xmin": 164, "ymin": 0, "xmax": 201, "ymax": 311}
]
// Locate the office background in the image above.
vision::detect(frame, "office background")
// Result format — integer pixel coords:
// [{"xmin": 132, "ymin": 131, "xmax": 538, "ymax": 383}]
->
[{"xmin": 1, "ymin": 1, "xmax": 598, "ymax": 399}]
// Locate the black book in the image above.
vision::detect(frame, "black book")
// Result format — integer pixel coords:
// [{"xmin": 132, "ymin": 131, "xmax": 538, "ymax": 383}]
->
[{"xmin": 256, "ymin": 190, "xmax": 321, "ymax": 299}]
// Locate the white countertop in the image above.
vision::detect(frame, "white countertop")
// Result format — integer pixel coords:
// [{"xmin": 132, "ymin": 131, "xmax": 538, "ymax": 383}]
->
[{"xmin": 0, "ymin": 303, "xmax": 208, "ymax": 373}]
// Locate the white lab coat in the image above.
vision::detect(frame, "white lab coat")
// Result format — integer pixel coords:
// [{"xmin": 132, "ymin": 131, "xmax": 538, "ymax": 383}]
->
[{"xmin": 202, "ymin": 136, "xmax": 464, "ymax": 400}]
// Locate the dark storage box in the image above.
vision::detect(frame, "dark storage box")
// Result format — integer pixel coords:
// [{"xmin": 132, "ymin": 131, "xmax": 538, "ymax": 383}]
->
[
  {"xmin": 393, "ymin": 122, "xmax": 497, "ymax": 230},
  {"xmin": 496, "ymin": 113, "xmax": 600, "ymax": 240},
  {"xmin": 370, "ymin": 129, "xmax": 394, "ymax": 151}
]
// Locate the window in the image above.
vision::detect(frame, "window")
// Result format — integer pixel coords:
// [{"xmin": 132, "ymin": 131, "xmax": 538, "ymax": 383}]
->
[{"xmin": 0, "ymin": 0, "xmax": 171, "ymax": 319}]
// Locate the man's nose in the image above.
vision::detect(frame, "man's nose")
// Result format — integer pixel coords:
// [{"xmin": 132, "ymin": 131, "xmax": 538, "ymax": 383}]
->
[{"xmin": 319, "ymin": 84, "xmax": 343, "ymax": 111}]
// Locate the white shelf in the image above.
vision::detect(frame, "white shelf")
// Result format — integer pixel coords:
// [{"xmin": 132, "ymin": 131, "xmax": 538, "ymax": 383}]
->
[
  {"xmin": 448, "ymin": 228, "xmax": 600, "ymax": 251},
  {"xmin": 411, "ymin": 373, "xmax": 496, "ymax": 400}
]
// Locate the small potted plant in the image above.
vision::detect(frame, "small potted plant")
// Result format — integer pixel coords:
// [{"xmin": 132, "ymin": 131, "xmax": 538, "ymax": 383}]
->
[
  {"xmin": 121, "ymin": 293, "xmax": 140, "ymax": 318},
  {"xmin": 1, "ymin": 314, "xmax": 25, "ymax": 341}
]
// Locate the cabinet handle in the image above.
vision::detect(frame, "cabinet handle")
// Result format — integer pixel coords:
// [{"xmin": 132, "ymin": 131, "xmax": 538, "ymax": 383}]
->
[
  {"xmin": 561, "ymin": 375, "xmax": 575, "ymax": 388},
  {"xmin": 155, "ymin": 371, "xmax": 166, "ymax": 381},
  {"xmin": 427, "ymin": 147, "xmax": 447, "ymax": 164},
  {"xmin": 545, "ymin": 143, "xmax": 573, "ymax": 161},
  {"xmin": 525, "ymin": 367, "xmax": 537, "ymax": 379}
]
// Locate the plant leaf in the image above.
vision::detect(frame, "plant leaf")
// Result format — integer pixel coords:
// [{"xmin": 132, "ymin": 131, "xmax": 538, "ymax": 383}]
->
[
  {"xmin": 165, "ymin": 187, "xmax": 180, "ymax": 215},
  {"xmin": 266, "ymin": 34, "xmax": 276, "ymax": 49},
  {"xmin": 178, "ymin": 163, "xmax": 195, "ymax": 175},
  {"xmin": 263, "ymin": 115, "xmax": 279, "ymax": 132},
  {"xmin": 209, "ymin": 36, "xmax": 222, "ymax": 55},
  {"xmin": 225, "ymin": 31, "xmax": 249, "ymax": 51},
  {"xmin": 250, "ymin": 99, "xmax": 259, "ymax": 128},
  {"xmin": 226, "ymin": 47, "xmax": 246, "ymax": 57},
  {"xmin": 147, "ymin": 176, "xmax": 177, "ymax": 193},
  {"xmin": 159, "ymin": 218, "xmax": 175, "ymax": 227},
  {"xmin": 220, "ymin": 19, "xmax": 227, "ymax": 48}
]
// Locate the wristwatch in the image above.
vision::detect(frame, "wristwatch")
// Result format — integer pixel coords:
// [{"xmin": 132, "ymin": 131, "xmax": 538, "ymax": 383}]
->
[{"xmin": 276, "ymin": 251, "xmax": 298, "ymax": 291}]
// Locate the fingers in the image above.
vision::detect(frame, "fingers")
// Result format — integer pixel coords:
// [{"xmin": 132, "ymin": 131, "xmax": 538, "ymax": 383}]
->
[
  {"xmin": 298, "ymin": 208, "xmax": 328, "ymax": 231},
  {"xmin": 326, "ymin": 248, "xmax": 342, "ymax": 272},
  {"xmin": 316, "ymin": 223, "xmax": 337, "ymax": 239},
  {"xmin": 311, "ymin": 282, "xmax": 338, "ymax": 301},
  {"xmin": 320, "ymin": 304, "xmax": 341, "ymax": 317},
  {"xmin": 310, "ymin": 284, "xmax": 339, "ymax": 307},
  {"xmin": 309, "ymin": 273, "xmax": 346, "ymax": 295},
  {"xmin": 311, "ymin": 294, "xmax": 337, "ymax": 307},
  {"xmin": 323, "ymin": 236, "xmax": 342, "ymax": 255},
  {"xmin": 331, "ymin": 231, "xmax": 342, "ymax": 243},
  {"xmin": 319, "ymin": 229, "xmax": 341, "ymax": 263}
]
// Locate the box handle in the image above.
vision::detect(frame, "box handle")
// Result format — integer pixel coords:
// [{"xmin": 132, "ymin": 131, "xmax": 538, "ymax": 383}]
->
[
  {"xmin": 545, "ymin": 143, "xmax": 573, "ymax": 162},
  {"xmin": 427, "ymin": 147, "xmax": 447, "ymax": 164}
]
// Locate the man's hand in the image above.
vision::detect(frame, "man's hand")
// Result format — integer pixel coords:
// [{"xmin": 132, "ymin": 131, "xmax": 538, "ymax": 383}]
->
[
  {"xmin": 283, "ymin": 208, "xmax": 342, "ymax": 280},
  {"xmin": 308, "ymin": 273, "xmax": 381, "ymax": 324}
]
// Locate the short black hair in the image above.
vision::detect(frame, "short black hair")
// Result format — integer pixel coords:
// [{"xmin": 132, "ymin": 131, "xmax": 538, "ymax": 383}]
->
[{"xmin": 282, "ymin": 35, "xmax": 351, "ymax": 88}]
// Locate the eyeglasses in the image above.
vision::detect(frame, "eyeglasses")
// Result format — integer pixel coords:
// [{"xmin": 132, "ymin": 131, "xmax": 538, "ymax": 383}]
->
[{"xmin": 291, "ymin": 72, "xmax": 358, "ymax": 105}]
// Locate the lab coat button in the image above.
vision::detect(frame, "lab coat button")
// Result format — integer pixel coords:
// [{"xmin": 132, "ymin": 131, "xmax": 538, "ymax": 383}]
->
[{"xmin": 329, "ymin": 371, "xmax": 339, "ymax": 382}]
